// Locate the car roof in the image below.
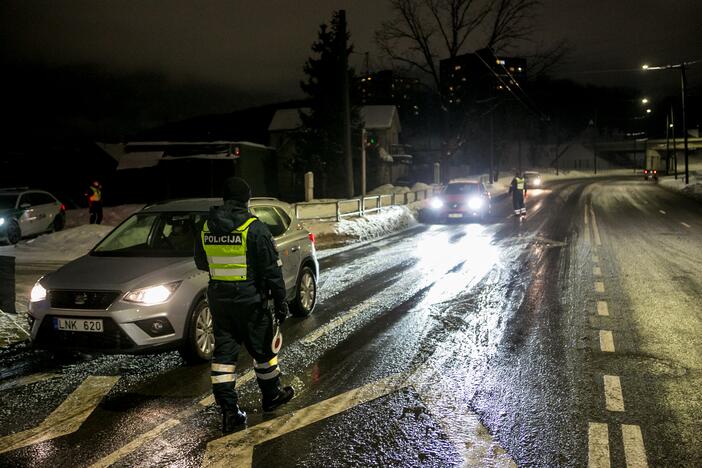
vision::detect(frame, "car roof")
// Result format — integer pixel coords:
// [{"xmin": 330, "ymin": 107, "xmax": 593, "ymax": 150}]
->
[
  {"xmin": 0, "ymin": 188, "xmax": 51, "ymax": 196},
  {"xmin": 140, "ymin": 197, "xmax": 293, "ymax": 214},
  {"xmin": 447, "ymin": 178, "xmax": 481, "ymax": 185},
  {"xmin": 523, "ymin": 171, "xmax": 540, "ymax": 175}
]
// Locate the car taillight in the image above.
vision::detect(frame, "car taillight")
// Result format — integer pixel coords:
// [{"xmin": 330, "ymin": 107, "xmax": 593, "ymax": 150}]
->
[
  {"xmin": 653, "ymin": 170, "xmax": 657, "ymax": 174},
  {"xmin": 60, "ymin": 204, "xmax": 66, "ymax": 212},
  {"xmin": 308, "ymin": 233, "xmax": 316, "ymax": 245},
  {"xmin": 644, "ymin": 170, "xmax": 648, "ymax": 174}
]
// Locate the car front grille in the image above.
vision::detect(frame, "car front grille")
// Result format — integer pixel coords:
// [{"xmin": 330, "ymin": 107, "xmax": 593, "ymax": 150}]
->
[
  {"xmin": 49, "ymin": 290, "xmax": 121, "ymax": 310},
  {"xmin": 34, "ymin": 315, "xmax": 136, "ymax": 350}
]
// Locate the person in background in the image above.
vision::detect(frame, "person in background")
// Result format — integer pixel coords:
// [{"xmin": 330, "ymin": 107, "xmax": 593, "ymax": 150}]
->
[
  {"xmin": 86, "ymin": 181, "xmax": 103, "ymax": 224},
  {"xmin": 509, "ymin": 171, "xmax": 527, "ymax": 216}
]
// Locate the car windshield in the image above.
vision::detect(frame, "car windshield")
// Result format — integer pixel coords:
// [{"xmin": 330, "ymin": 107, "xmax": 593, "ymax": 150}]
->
[
  {"xmin": 92, "ymin": 212, "xmax": 205, "ymax": 257},
  {"xmin": 445, "ymin": 183, "xmax": 480, "ymax": 195},
  {"xmin": 0, "ymin": 194, "xmax": 18, "ymax": 210}
]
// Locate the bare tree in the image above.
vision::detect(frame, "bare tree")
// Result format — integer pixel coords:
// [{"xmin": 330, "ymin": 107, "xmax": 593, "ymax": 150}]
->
[{"xmin": 377, "ymin": 0, "xmax": 542, "ymax": 91}]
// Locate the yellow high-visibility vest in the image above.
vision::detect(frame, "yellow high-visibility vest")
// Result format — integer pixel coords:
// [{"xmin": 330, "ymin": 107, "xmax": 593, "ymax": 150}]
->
[{"xmin": 201, "ymin": 217, "xmax": 257, "ymax": 281}]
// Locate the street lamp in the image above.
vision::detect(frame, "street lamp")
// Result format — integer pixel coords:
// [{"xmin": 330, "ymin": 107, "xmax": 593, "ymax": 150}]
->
[
  {"xmin": 642, "ymin": 59, "xmax": 700, "ymax": 184},
  {"xmin": 641, "ymin": 98, "xmax": 649, "ymax": 104}
]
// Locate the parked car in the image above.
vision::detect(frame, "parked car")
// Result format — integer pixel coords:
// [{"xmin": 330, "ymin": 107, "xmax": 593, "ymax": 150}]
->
[
  {"xmin": 424, "ymin": 179, "xmax": 491, "ymax": 222},
  {"xmin": 28, "ymin": 197, "xmax": 319, "ymax": 363},
  {"xmin": 523, "ymin": 171, "xmax": 542, "ymax": 188},
  {"xmin": 0, "ymin": 188, "xmax": 66, "ymax": 244}
]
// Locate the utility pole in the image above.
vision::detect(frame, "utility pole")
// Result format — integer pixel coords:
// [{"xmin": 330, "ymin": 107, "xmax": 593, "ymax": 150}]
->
[
  {"xmin": 338, "ymin": 10, "xmax": 354, "ymax": 198},
  {"xmin": 671, "ymin": 107, "xmax": 677, "ymax": 179},
  {"xmin": 680, "ymin": 63, "xmax": 689, "ymax": 184},
  {"xmin": 665, "ymin": 112, "xmax": 670, "ymax": 174},
  {"xmin": 489, "ymin": 112, "xmax": 494, "ymax": 184},
  {"xmin": 361, "ymin": 128, "xmax": 367, "ymax": 196}
]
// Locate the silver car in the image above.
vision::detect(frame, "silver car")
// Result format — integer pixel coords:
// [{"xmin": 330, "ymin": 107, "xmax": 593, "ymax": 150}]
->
[{"xmin": 28, "ymin": 198, "xmax": 319, "ymax": 363}]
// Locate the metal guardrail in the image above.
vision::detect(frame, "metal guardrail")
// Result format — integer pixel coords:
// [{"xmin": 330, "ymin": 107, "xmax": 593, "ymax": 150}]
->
[{"xmin": 293, "ymin": 186, "xmax": 441, "ymax": 221}]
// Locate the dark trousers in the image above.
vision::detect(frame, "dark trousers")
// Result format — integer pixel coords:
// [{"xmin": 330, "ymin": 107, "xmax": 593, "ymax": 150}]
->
[
  {"xmin": 89, "ymin": 202, "xmax": 103, "ymax": 224},
  {"xmin": 512, "ymin": 191, "xmax": 525, "ymax": 214},
  {"xmin": 208, "ymin": 283, "xmax": 281, "ymax": 410}
]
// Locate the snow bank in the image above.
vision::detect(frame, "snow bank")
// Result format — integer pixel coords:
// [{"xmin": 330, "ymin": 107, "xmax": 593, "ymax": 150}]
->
[
  {"xmin": 367, "ymin": 184, "xmax": 410, "ymax": 195},
  {"xmin": 0, "ymin": 224, "xmax": 113, "ymax": 263},
  {"xmin": 65, "ymin": 204, "xmax": 145, "ymax": 228},
  {"xmin": 304, "ymin": 205, "xmax": 416, "ymax": 249},
  {"xmin": 659, "ymin": 174, "xmax": 702, "ymax": 202}
]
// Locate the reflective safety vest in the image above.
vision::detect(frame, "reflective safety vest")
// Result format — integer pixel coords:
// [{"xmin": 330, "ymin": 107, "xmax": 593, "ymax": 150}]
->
[
  {"xmin": 201, "ymin": 217, "xmax": 257, "ymax": 281},
  {"xmin": 89, "ymin": 186, "xmax": 102, "ymax": 202},
  {"xmin": 515, "ymin": 177, "xmax": 525, "ymax": 191}
]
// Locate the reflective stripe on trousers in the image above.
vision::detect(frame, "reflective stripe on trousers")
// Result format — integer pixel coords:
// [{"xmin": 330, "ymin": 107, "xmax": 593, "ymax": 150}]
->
[
  {"xmin": 211, "ymin": 363, "xmax": 236, "ymax": 384},
  {"xmin": 253, "ymin": 357, "xmax": 281, "ymax": 381}
]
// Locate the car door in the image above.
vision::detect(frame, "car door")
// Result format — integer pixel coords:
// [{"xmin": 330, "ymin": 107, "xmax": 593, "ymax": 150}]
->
[
  {"xmin": 33, "ymin": 192, "xmax": 58, "ymax": 231},
  {"xmin": 250, "ymin": 205, "xmax": 300, "ymax": 293},
  {"xmin": 16, "ymin": 193, "xmax": 39, "ymax": 235}
]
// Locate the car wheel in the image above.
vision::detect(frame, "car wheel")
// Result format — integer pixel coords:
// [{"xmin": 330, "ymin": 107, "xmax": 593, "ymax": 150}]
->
[
  {"xmin": 291, "ymin": 265, "xmax": 317, "ymax": 317},
  {"xmin": 179, "ymin": 299, "xmax": 214, "ymax": 364},
  {"xmin": 7, "ymin": 220, "xmax": 21, "ymax": 245},
  {"xmin": 53, "ymin": 214, "xmax": 65, "ymax": 232}
]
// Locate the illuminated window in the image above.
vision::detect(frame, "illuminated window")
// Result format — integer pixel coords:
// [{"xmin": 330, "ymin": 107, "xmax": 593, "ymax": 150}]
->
[{"xmin": 454, "ymin": 65, "xmax": 462, "ymax": 70}]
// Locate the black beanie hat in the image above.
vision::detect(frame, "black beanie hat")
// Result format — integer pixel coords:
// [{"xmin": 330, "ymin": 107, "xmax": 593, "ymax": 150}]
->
[{"xmin": 222, "ymin": 177, "xmax": 251, "ymax": 202}]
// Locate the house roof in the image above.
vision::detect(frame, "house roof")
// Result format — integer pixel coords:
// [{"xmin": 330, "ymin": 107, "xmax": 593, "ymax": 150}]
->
[{"xmin": 268, "ymin": 108, "xmax": 309, "ymax": 132}]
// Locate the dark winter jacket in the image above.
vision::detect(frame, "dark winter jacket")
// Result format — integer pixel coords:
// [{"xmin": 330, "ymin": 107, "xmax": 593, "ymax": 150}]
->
[{"xmin": 194, "ymin": 200, "xmax": 286, "ymax": 307}]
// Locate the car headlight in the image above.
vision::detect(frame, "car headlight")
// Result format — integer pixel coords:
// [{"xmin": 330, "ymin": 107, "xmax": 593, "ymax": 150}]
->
[
  {"xmin": 0, "ymin": 217, "xmax": 5, "ymax": 226},
  {"xmin": 30, "ymin": 282, "xmax": 47, "ymax": 302},
  {"xmin": 467, "ymin": 197, "xmax": 484, "ymax": 211},
  {"xmin": 123, "ymin": 281, "xmax": 181, "ymax": 305},
  {"xmin": 533, "ymin": 179, "xmax": 541, "ymax": 187},
  {"xmin": 430, "ymin": 198, "xmax": 444, "ymax": 209}
]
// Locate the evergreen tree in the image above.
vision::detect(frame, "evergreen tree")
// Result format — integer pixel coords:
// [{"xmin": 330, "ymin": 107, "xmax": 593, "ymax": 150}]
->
[{"xmin": 296, "ymin": 11, "xmax": 363, "ymax": 198}]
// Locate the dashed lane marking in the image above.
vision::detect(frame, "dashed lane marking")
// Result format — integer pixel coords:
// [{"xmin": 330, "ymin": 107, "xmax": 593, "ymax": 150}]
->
[
  {"xmin": 599, "ymin": 330, "xmax": 615, "ymax": 353},
  {"xmin": 622, "ymin": 424, "xmax": 648, "ymax": 468},
  {"xmin": 603, "ymin": 375, "xmax": 625, "ymax": 412},
  {"xmin": 593, "ymin": 266, "xmax": 602, "ymax": 276},
  {"xmin": 0, "ymin": 376, "xmax": 119, "ymax": 454},
  {"xmin": 595, "ymin": 282, "xmax": 605, "ymax": 293},
  {"xmin": 588, "ymin": 422, "xmax": 611, "ymax": 468},
  {"xmin": 681, "ymin": 222, "xmax": 691, "ymax": 228},
  {"xmin": 590, "ymin": 205, "xmax": 602, "ymax": 246},
  {"xmin": 597, "ymin": 301, "xmax": 609, "ymax": 316},
  {"xmin": 584, "ymin": 203, "xmax": 590, "ymax": 226},
  {"xmin": 659, "ymin": 210, "xmax": 666, "ymax": 215}
]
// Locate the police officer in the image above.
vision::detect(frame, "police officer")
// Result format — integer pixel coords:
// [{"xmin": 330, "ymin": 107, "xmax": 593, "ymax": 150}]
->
[
  {"xmin": 194, "ymin": 177, "xmax": 294, "ymax": 433},
  {"xmin": 509, "ymin": 171, "xmax": 527, "ymax": 216},
  {"xmin": 86, "ymin": 181, "xmax": 103, "ymax": 224}
]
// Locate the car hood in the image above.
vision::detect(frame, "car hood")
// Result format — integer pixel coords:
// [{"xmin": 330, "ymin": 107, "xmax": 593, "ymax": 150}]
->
[{"xmin": 42, "ymin": 255, "xmax": 198, "ymax": 292}]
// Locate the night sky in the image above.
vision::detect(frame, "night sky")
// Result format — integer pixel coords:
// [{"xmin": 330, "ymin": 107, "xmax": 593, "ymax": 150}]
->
[{"xmin": 1, "ymin": 0, "xmax": 700, "ymax": 132}]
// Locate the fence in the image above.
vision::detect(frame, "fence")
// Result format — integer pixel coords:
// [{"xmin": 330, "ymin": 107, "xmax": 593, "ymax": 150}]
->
[{"xmin": 293, "ymin": 186, "xmax": 441, "ymax": 221}]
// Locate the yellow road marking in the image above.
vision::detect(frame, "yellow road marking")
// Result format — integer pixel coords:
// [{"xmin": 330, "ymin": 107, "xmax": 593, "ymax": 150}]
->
[
  {"xmin": 622, "ymin": 424, "xmax": 648, "ymax": 468},
  {"xmin": 597, "ymin": 301, "xmax": 609, "ymax": 316},
  {"xmin": 0, "ymin": 376, "xmax": 118, "ymax": 454},
  {"xmin": 603, "ymin": 375, "xmax": 625, "ymax": 412},
  {"xmin": 599, "ymin": 330, "xmax": 615, "ymax": 352},
  {"xmin": 588, "ymin": 422, "xmax": 611, "ymax": 468},
  {"xmin": 595, "ymin": 282, "xmax": 605, "ymax": 293}
]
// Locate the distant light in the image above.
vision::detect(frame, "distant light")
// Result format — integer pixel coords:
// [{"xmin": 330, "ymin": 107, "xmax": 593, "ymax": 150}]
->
[
  {"xmin": 642, "ymin": 64, "xmax": 650, "ymax": 70},
  {"xmin": 641, "ymin": 98, "xmax": 649, "ymax": 104},
  {"xmin": 669, "ymin": 123, "xmax": 674, "ymax": 128},
  {"xmin": 454, "ymin": 65, "xmax": 462, "ymax": 71},
  {"xmin": 646, "ymin": 109, "xmax": 652, "ymax": 114}
]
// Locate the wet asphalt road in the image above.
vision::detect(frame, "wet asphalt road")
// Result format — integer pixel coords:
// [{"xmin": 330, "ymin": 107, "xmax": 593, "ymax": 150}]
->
[{"xmin": 0, "ymin": 177, "xmax": 700, "ymax": 467}]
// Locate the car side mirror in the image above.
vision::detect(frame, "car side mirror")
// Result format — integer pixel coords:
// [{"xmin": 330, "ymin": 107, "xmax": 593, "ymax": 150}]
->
[{"xmin": 20, "ymin": 203, "xmax": 31, "ymax": 209}]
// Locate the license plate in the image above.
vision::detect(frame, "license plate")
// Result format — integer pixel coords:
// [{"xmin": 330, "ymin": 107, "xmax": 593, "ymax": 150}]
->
[
  {"xmin": 448, "ymin": 213, "xmax": 463, "ymax": 218},
  {"xmin": 53, "ymin": 318, "xmax": 103, "ymax": 333}
]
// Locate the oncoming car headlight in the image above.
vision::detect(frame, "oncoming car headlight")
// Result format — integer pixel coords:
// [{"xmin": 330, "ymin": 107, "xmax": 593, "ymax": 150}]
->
[
  {"xmin": 467, "ymin": 197, "xmax": 484, "ymax": 211},
  {"xmin": 30, "ymin": 282, "xmax": 47, "ymax": 302},
  {"xmin": 123, "ymin": 282, "xmax": 181, "ymax": 305},
  {"xmin": 0, "ymin": 217, "xmax": 5, "ymax": 226},
  {"xmin": 532, "ymin": 178, "xmax": 541, "ymax": 187},
  {"xmin": 430, "ymin": 198, "xmax": 444, "ymax": 209}
]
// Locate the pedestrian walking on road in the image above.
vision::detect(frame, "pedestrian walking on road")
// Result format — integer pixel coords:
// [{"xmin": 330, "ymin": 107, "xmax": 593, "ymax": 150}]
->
[
  {"xmin": 85, "ymin": 180, "xmax": 103, "ymax": 224},
  {"xmin": 509, "ymin": 171, "xmax": 527, "ymax": 216},
  {"xmin": 194, "ymin": 176, "xmax": 294, "ymax": 433}
]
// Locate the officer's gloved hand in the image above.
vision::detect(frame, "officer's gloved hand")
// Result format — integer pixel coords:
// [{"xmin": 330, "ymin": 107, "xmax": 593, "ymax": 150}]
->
[{"xmin": 275, "ymin": 302, "xmax": 290, "ymax": 324}]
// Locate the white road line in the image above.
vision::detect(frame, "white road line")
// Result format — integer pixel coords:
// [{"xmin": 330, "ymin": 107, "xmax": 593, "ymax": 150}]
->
[
  {"xmin": 659, "ymin": 210, "xmax": 666, "ymax": 215},
  {"xmin": 622, "ymin": 424, "xmax": 648, "ymax": 468},
  {"xmin": 593, "ymin": 266, "xmax": 602, "ymax": 276},
  {"xmin": 300, "ymin": 303, "xmax": 366, "ymax": 345},
  {"xmin": 588, "ymin": 422, "xmax": 611, "ymax": 468},
  {"xmin": 603, "ymin": 375, "xmax": 625, "ymax": 412},
  {"xmin": 595, "ymin": 282, "xmax": 605, "ymax": 293},
  {"xmin": 0, "ymin": 376, "xmax": 119, "ymax": 454},
  {"xmin": 599, "ymin": 330, "xmax": 615, "ymax": 352},
  {"xmin": 90, "ymin": 419, "xmax": 181, "ymax": 468},
  {"xmin": 201, "ymin": 374, "xmax": 408, "ymax": 467},
  {"xmin": 590, "ymin": 205, "xmax": 602, "ymax": 246},
  {"xmin": 681, "ymin": 222, "xmax": 691, "ymax": 228},
  {"xmin": 597, "ymin": 301, "xmax": 609, "ymax": 317}
]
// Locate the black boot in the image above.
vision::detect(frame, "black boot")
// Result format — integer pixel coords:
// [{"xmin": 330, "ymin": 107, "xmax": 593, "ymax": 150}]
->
[
  {"xmin": 222, "ymin": 405, "xmax": 247, "ymax": 433},
  {"xmin": 262, "ymin": 386, "xmax": 295, "ymax": 412}
]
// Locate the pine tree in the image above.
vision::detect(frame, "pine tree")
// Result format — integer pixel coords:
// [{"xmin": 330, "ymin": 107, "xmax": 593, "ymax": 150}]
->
[{"xmin": 296, "ymin": 11, "xmax": 363, "ymax": 198}]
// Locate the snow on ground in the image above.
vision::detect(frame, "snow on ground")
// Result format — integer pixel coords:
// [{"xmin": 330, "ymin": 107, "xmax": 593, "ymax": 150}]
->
[
  {"xmin": 659, "ymin": 173, "xmax": 702, "ymax": 201},
  {"xmin": 367, "ymin": 184, "xmax": 410, "ymax": 195},
  {"xmin": 0, "ymin": 224, "xmax": 113, "ymax": 263},
  {"xmin": 65, "ymin": 204, "xmax": 144, "ymax": 228}
]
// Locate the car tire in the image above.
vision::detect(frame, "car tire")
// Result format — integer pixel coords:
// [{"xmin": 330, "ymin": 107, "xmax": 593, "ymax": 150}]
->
[
  {"xmin": 291, "ymin": 265, "xmax": 317, "ymax": 317},
  {"xmin": 179, "ymin": 299, "xmax": 214, "ymax": 364},
  {"xmin": 7, "ymin": 220, "xmax": 21, "ymax": 245},
  {"xmin": 53, "ymin": 214, "xmax": 65, "ymax": 232}
]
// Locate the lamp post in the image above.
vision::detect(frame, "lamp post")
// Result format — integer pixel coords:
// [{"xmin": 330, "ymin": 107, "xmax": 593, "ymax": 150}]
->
[{"xmin": 642, "ymin": 60, "xmax": 698, "ymax": 184}]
